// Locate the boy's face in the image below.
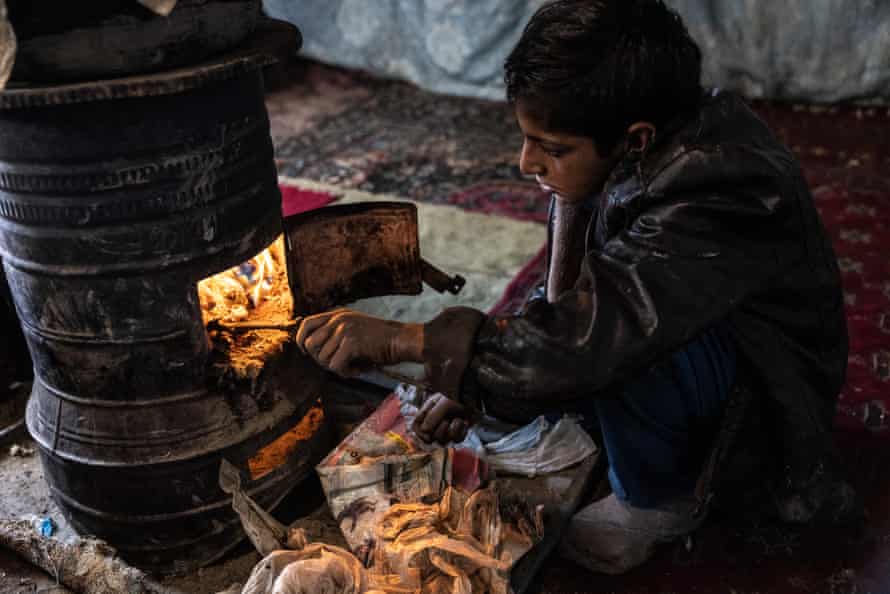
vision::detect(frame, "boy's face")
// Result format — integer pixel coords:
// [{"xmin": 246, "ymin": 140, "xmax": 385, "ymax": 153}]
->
[{"xmin": 515, "ymin": 99, "xmax": 621, "ymax": 202}]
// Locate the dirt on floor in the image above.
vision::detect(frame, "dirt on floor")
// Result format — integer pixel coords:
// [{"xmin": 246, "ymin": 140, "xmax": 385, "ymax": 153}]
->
[
  {"xmin": 0, "ymin": 435, "xmax": 266, "ymax": 594},
  {"xmin": 0, "ymin": 434, "xmax": 77, "ymax": 594}
]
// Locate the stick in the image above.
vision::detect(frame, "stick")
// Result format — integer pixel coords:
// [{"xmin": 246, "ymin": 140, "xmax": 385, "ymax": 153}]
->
[
  {"xmin": 207, "ymin": 319, "xmax": 302, "ymax": 333},
  {"xmin": 0, "ymin": 519, "xmax": 183, "ymax": 594}
]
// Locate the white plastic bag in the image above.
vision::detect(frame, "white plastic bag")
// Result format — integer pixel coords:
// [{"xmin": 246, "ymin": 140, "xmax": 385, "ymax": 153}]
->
[
  {"xmin": 484, "ymin": 417, "xmax": 597, "ymax": 478},
  {"xmin": 239, "ymin": 545, "xmax": 366, "ymax": 594}
]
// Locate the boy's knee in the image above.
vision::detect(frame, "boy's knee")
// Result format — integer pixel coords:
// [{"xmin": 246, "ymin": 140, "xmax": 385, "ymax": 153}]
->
[
  {"xmin": 558, "ymin": 494, "xmax": 701, "ymax": 574},
  {"xmin": 559, "ymin": 515, "xmax": 656, "ymax": 574}
]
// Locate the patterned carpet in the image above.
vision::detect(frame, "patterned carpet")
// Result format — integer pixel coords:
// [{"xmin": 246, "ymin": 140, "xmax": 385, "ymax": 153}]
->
[
  {"xmin": 268, "ymin": 62, "xmax": 890, "ymax": 594},
  {"xmin": 272, "ymin": 77, "xmax": 530, "ymax": 203}
]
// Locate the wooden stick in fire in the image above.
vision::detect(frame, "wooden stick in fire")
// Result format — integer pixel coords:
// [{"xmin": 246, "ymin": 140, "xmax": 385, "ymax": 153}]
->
[{"xmin": 207, "ymin": 318, "xmax": 431, "ymax": 389}]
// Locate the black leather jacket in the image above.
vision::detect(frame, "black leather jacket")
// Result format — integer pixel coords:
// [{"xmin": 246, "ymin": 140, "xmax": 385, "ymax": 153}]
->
[{"xmin": 423, "ymin": 90, "xmax": 849, "ymax": 516}]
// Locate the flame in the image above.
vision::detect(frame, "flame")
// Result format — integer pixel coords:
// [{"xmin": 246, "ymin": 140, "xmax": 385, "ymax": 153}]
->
[{"xmin": 198, "ymin": 235, "xmax": 291, "ymax": 324}]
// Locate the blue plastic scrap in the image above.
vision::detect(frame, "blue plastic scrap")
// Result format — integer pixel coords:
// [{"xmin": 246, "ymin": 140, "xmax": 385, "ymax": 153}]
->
[{"xmin": 39, "ymin": 517, "xmax": 55, "ymax": 538}]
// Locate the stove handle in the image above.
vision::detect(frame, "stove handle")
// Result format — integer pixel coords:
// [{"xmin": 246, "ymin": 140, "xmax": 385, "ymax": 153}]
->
[{"xmin": 420, "ymin": 259, "xmax": 466, "ymax": 295}]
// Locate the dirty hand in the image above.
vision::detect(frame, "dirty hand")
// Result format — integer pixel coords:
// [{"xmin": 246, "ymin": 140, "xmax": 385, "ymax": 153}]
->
[
  {"xmin": 295, "ymin": 309, "xmax": 423, "ymax": 377},
  {"xmin": 413, "ymin": 392, "xmax": 473, "ymax": 444}
]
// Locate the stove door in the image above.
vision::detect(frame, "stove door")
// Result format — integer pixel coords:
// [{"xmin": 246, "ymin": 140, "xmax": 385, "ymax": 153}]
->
[{"xmin": 283, "ymin": 201, "xmax": 465, "ymax": 315}]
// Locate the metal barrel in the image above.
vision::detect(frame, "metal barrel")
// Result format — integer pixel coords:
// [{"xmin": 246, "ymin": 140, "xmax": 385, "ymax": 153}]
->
[{"xmin": 0, "ymin": 31, "xmax": 329, "ymax": 574}]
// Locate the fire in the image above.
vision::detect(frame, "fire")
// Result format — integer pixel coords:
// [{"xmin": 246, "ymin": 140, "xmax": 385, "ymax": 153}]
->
[{"xmin": 198, "ymin": 234, "xmax": 293, "ymax": 325}]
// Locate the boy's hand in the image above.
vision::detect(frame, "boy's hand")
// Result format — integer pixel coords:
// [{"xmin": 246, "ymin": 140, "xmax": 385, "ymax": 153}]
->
[
  {"xmin": 413, "ymin": 393, "xmax": 472, "ymax": 444},
  {"xmin": 295, "ymin": 309, "xmax": 423, "ymax": 377}
]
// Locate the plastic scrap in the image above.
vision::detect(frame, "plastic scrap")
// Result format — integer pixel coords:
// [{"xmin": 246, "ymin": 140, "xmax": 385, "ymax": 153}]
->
[
  {"xmin": 38, "ymin": 517, "xmax": 54, "ymax": 538},
  {"xmin": 483, "ymin": 417, "xmax": 550, "ymax": 455},
  {"xmin": 8, "ymin": 444, "xmax": 34, "ymax": 457},
  {"xmin": 219, "ymin": 458, "xmax": 290, "ymax": 556},
  {"xmin": 483, "ymin": 417, "xmax": 597, "ymax": 478},
  {"xmin": 240, "ymin": 544, "xmax": 366, "ymax": 594}
]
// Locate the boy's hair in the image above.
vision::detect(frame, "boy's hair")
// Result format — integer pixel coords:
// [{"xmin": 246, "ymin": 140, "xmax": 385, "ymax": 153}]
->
[{"xmin": 505, "ymin": 0, "xmax": 702, "ymax": 155}]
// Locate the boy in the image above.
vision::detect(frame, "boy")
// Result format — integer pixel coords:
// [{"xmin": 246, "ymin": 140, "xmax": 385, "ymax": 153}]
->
[{"xmin": 296, "ymin": 0, "xmax": 857, "ymax": 573}]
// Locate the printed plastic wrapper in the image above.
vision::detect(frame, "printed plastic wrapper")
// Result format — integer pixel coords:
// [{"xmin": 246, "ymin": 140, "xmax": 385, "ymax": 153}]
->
[{"xmin": 316, "ymin": 392, "xmax": 487, "ymax": 561}]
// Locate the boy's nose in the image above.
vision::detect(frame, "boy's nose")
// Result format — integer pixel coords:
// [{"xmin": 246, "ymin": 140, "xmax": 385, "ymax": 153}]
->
[{"xmin": 519, "ymin": 140, "xmax": 545, "ymax": 176}]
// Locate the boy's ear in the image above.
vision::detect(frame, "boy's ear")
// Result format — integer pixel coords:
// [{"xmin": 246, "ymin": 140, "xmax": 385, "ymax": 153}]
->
[{"xmin": 624, "ymin": 122, "xmax": 657, "ymax": 155}]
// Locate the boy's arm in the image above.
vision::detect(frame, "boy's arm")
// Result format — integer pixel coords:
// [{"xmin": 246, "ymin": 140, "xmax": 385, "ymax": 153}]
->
[{"xmin": 422, "ymin": 181, "xmax": 801, "ymax": 422}]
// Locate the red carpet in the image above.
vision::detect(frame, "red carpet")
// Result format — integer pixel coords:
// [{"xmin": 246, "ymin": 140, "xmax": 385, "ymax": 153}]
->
[{"xmin": 280, "ymin": 184, "xmax": 336, "ymax": 217}]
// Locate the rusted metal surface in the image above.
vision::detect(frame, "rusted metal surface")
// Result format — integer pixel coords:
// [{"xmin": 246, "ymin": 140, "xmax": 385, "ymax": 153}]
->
[
  {"xmin": 283, "ymin": 201, "xmax": 465, "ymax": 315},
  {"xmin": 7, "ymin": 0, "xmax": 263, "ymax": 84},
  {"xmin": 0, "ymin": 18, "xmax": 300, "ymax": 109},
  {"xmin": 420, "ymin": 258, "xmax": 466, "ymax": 295},
  {"xmin": 284, "ymin": 202, "xmax": 424, "ymax": 315}
]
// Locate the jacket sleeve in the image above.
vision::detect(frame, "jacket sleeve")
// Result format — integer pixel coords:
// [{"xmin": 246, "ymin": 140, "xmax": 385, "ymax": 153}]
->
[{"xmin": 423, "ymin": 153, "xmax": 803, "ymax": 420}]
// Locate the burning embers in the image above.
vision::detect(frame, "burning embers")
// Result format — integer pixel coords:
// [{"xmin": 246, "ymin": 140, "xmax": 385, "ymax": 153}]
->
[
  {"xmin": 199, "ymin": 235, "xmax": 296, "ymax": 381},
  {"xmin": 199, "ymin": 234, "xmax": 292, "ymax": 324}
]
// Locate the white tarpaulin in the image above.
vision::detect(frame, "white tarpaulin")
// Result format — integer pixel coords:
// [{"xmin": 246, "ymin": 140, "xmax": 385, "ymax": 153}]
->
[{"xmin": 264, "ymin": 0, "xmax": 890, "ymax": 103}]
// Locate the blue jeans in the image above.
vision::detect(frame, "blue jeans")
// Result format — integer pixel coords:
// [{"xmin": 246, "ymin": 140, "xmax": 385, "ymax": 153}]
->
[{"xmin": 594, "ymin": 324, "xmax": 737, "ymax": 509}]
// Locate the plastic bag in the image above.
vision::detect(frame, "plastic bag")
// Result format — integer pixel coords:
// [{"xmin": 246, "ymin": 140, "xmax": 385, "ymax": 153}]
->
[
  {"xmin": 483, "ymin": 416, "xmax": 550, "ymax": 455},
  {"xmin": 239, "ymin": 544, "xmax": 366, "ymax": 594},
  {"xmin": 484, "ymin": 416, "xmax": 597, "ymax": 478}
]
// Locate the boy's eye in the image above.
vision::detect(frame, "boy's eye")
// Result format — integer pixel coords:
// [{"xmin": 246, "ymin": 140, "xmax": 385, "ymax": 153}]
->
[
  {"xmin": 541, "ymin": 147, "xmax": 566, "ymax": 159},
  {"xmin": 541, "ymin": 145, "xmax": 568, "ymax": 158}
]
